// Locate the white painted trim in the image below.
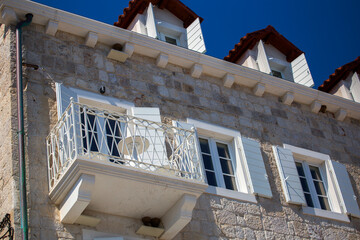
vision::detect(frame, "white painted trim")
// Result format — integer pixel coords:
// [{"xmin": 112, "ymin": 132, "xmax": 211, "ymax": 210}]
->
[
  {"xmin": 2, "ymin": 0, "xmax": 360, "ymax": 121},
  {"xmin": 302, "ymin": 206, "xmax": 350, "ymax": 223},
  {"xmin": 206, "ymin": 186, "xmax": 257, "ymax": 203},
  {"xmin": 83, "ymin": 229, "xmax": 143, "ymax": 240},
  {"xmin": 283, "ymin": 144, "xmax": 330, "ymax": 163}
]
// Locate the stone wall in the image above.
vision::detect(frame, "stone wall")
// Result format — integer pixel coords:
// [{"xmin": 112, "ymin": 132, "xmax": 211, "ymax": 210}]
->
[{"xmin": 17, "ymin": 23, "xmax": 360, "ymax": 239}]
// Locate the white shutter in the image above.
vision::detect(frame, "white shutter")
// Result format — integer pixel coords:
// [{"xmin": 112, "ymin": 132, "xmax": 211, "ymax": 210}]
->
[
  {"xmin": 131, "ymin": 107, "xmax": 165, "ymax": 168},
  {"xmin": 350, "ymin": 73, "xmax": 360, "ymax": 102},
  {"xmin": 256, "ymin": 40, "xmax": 271, "ymax": 74},
  {"xmin": 237, "ymin": 137, "xmax": 272, "ymax": 198},
  {"xmin": 291, "ymin": 53, "xmax": 314, "ymax": 87},
  {"xmin": 273, "ymin": 146, "xmax": 306, "ymax": 205},
  {"xmin": 144, "ymin": 3, "xmax": 157, "ymax": 38},
  {"xmin": 55, "ymin": 83, "xmax": 78, "ymax": 119},
  {"xmin": 186, "ymin": 18, "xmax": 206, "ymax": 53},
  {"xmin": 172, "ymin": 121, "xmax": 204, "ymax": 180},
  {"xmin": 327, "ymin": 160, "xmax": 360, "ymax": 218}
]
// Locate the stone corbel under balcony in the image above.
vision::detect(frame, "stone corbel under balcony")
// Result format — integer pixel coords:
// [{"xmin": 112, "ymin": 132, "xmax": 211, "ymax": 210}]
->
[{"xmin": 107, "ymin": 42, "xmax": 135, "ymax": 63}]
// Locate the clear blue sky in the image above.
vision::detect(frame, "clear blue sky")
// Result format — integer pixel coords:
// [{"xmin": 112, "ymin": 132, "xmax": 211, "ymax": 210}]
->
[{"xmin": 32, "ymin": 0, "xmax": 360, "ymax": 88}]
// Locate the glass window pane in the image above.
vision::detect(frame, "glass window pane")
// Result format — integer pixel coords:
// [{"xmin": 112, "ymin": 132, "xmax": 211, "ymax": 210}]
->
[
  {"xmin": 165, "ymin": 36, "xmax": 177, "ymax": 45},
  {"xmin": 199, "ymin": 138, "xmax": 210, "ymax": 154},
  {"xmin": 296, "ymin": 162, "xmax": 305, "ymax": 176},
  {"xmin": 206, "ymin": 171, "xmax": 217, "ymax": 187},
  {"xmin": 220, "ymin": 159, "xmax": 234, "ymax": 175},
  {"xmin": 202, "ymin": 154, "xmax": 214, "ymax": 170},
  {"xmin": 313, "ymin": 180, "xmax": 327, "ymax": 196},
  {"xmin": 309, "ymin": 166, "xmax": 322, "ymax": 180},
  {"xmin": 318, "ymin": 196, "xmax": 331, "ymax": 211},
  {"xmin": 216, "ymin": 142, "xmax": 230, "ymax": 158},
  {"xmin": 300, "ymin": 178, "xmax": 310, "ymax": 193},
  {"xmin": 223, "ymin": 175, "xmax": 237, "ymax": 191},
  {"xmin": 305, "ymin": 193, "xmax": 314, "ymax": 208}
]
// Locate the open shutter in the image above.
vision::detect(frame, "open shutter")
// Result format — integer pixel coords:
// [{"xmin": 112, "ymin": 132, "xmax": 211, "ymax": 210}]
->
[
  {"xmin": 273, "ymin": 146, "xmax": 306, "ymax": 205},
  {"xmin": 131, "ymin": 107, "xmax": 166, "ymax": 168},
  {"xmin": 326, "ymin": 160, "xmax": 360, "ymax": 218},
  {"xmin": 256, "ymin": 40, "xmax": 271, "ymax": 74},
  {"xmin": 186, "ymin": 18, "xmax": 206, "ymax": 53},
  {"xmin": 350, "ymin": 73, "xmax": 360, "ymax": 102},
  {"xmin": 55, "ymin": 83, "xmax": 78, "ymax": 119},
  {"xmin": 291, "ymin": 53, "xmax": 314, "ymax": 87},
  {"xmin": 172, "ymin": 121, "xmax": 204, "ymax": 181},
  {"xmin": 144, "ymin": 3, "xmax": 157, "ymax": 38},
  {"xmin": 237, "ymin": 137, "xmax": 272, "ymax": 198}
]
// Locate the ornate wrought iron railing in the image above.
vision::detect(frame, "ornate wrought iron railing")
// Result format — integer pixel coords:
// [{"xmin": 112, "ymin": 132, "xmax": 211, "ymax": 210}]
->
[
  {"xmin": 0, "ymin": 214, "xmax": 13, "ymax": 240},
  {"xmin": 46, "ymin": 100, "xmax": 204, "ymax": 190}
]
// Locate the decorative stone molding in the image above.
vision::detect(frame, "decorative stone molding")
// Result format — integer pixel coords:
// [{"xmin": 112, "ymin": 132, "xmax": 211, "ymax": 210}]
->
[
  {"xmin": 190, "ymin": 64, "xmax": 203, "ymax": 79},
  {"xmin": 123, "ymin": 42, "xmax": 135, "ymax": 57},
  {"xmin": 335, "ymin": 108, "xmax": 347, "ymax": 121},
  {"xmin": 223, "ymin": 73, "xmax": 235, "ymax": 88},
  {"xmin": 253, "ymin": 83, "xmax": 265, "ymax": 97},
  {"xmin": 310, "ymin": 100, "xmax": 321, "ymax": 113},
  {"xmin": 59, "ymin": 174, "xmax": 95, "ymax": 224},
  {"xmin": 1, "ymin": 7, "xmax": 17, "ymax": 25},
  {"xmin": 160, "ymin": 194, "xmax": 197, "ymax": 240},
  {"xmin": 281, "ymin": 92, "xmax": 294, "ymax": 105},
  {"xmin": 156, "ymin": 53, "xmax": 169, "ymax": 68},
  {"xmin": 45, "ymin": 20, "xmax": 58, "ymax": 36},
  {"xmin": 84, "ymin": 31, "xmax": 98, "ymax": 48}
]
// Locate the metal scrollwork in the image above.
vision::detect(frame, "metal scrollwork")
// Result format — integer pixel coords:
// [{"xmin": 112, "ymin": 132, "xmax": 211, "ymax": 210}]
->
[{"xmin": 0, "ymin": 214, "xmax": 13, "ymax": 240}]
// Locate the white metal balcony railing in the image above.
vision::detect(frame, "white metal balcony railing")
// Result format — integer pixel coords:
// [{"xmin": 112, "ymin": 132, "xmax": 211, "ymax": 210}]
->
[{"xmin": 46, "ymin": 100, "xmax": 205, "ymax": 190}]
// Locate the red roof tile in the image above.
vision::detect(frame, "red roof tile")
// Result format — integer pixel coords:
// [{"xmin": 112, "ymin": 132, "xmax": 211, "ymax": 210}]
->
[
  {"xmin": 114, "ymin": 0, "xmax": 203, "ymax": 29},
  {"xmin": 224, "ymin": 25, "xmax": 303, "ymax": 63},
  {"xmin": 318, "ymin": 56, "xmax": 360, "ymax": 92}
]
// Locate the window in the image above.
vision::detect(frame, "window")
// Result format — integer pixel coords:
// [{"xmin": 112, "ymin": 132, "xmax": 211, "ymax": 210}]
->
[
  {"xmin": 164, "ymin": 36, "xmax": 178, "ymax": 45},
  {"xmin": 159, "ymin": 32, "xmax": 180, "ymax": 46},
  {"xmin": 271, "ymin": 69, "xmax": 283, "ymax": 78},
  {"xmin": 199, "ymin": 138, "xmax": 237, "ymax": 191},
  {"xmin": 295, "ymin": 162, "xmax": 331, "ymax": 211}
]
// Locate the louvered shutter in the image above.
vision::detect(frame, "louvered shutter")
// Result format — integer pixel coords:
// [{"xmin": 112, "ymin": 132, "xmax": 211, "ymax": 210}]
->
[
  {"xmin": 144, "ymin": 3, "xmax": 157, "ymax": 38},
  {"xmin": 350, "ymin": 73, "xmax": 360, "ymax": 102},
  {"xmin": 256, "ymin": 40, "xmax": 271, "ymax": 74},
  {"xmin": 186, "ymin": 18, "xmax": 206, "ymax": 53},
  {"xmin": 273, "ymin": 146, "xmax": 306, "ymax": 205},
  {"xmin": 237, "ymin": 137, "xmax": 272, "ymax": 198},
  {"xmin": 291, "ymin": 53, "xmax": 314, "ymax": 87},
  {"xmin": 131, "ymin": 107, "xmax": 165, "ymax": 168},
  {"xmin": 326, "ymin": 160, "xmax": 360, "ymax": 218},
  {"xmin": 55, "ymin": 83, "xmax": 78, "ymax": 119},
  {"xmin": 172, "ymin": 121, "xmax": 204, "ymax": 181}
]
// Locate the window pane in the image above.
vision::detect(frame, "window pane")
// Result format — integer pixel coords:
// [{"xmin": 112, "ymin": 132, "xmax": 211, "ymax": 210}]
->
[
  {"xmin": 318, "ymin": 196, "xmax": 331, "ymax": 211},
  {"xmin": 309, "ymin": 166, "xmax": 322, "ymax": 180},
  {"xmin": 202, "ymin": 154, "xmax": 214, "ymax": 170},
  {"xmin": 206, "ymin": 171, "xmax": 217, "ymax": 187},
  {"xmin": 300, "ymin": 178, "xmax": 310, "ymax": 193},
  {"xmin": 216, "ymin": 143, "xmax": 230, "ymax": 158},
  {"xmin": 165, "ymin": 36, "xmax": 177, "ymax": 45},
  {"xmin": 305, "ymin": 193, "xmax": 314, "ymax": 208},
  {"xmin": 199, "ymin": 138, "xmax": 210, "ymax": 154},
  {"xmin": 296, "ymin": 162, "xmax": 305, "ymax": 176},
  {"xmin": 220, "ymin": 159, "xmax": 234, "ymax": 175},
  {"xmin": 223, "ymin": 175, "xmax": 237, "ymax": 191},
  {"xmin": 313, "ymin": 180, "xmax": 327, "ymax": 196},
  {"xmin": 271, "ymin": 70, "xmax": 283, "ymax": 79},
  {"xmin": 81, "ymin": 109, "xmax": 99, "ymax": 152}
]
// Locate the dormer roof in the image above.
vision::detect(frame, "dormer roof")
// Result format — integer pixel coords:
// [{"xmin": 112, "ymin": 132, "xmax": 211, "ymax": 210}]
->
[
  {"xmin": 224, "ymin": 25, "xmax": 303, "ymax": 63},
  {"xmin": 318, "ymin": 56, "xmax": 360, "ymax": 92},
  {"xmin": 114, "ymin": 0, "xmax": 203, "ymax": 29}
]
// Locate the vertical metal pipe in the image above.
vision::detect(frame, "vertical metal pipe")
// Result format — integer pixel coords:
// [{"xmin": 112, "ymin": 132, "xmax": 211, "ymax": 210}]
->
[{"xmin": 16, "ymin": 13, "xmax": 33, "ymax": 240}]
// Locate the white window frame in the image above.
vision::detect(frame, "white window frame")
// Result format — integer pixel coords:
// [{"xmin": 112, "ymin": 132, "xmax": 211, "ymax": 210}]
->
[
  {"xmin": 155, "ymin": 20, "xmax": 186, "ymax": 47},
  {"xmin": 283, "ymin": 144, "xmax": 350, "ymax": 222},
  {"xmin": 187, "ymin": 118, "xmax": 257, "ymax": 203}
]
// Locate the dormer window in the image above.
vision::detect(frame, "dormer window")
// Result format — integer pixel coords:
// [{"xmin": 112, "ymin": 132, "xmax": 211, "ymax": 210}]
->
[
  {"xmin": 271, "ymin": 69, "xmax": 283, "ymax": 79},
  {"xmin": 163, "ymin": 35, "xmax": 178, "ymax": 45}
]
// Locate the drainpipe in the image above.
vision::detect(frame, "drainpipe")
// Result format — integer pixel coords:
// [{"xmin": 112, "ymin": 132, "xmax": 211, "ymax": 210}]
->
[{"xmin": 16, "ymin": 13, "xmax": 33, "ymax": 240}]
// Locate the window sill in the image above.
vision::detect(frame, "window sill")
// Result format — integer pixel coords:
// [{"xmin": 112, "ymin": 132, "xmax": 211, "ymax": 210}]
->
[
  {"xmin": 206, "ymin": 186, "xmax": 257, "ymax": 203},
  {"xmin": 302, "ymin": 206, "xmax": 350, "ymax": 223}
]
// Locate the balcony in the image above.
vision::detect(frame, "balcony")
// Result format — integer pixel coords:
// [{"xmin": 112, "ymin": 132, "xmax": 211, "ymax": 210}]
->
[{"xmin": 46, "ymin": 101, "xmax": 207, "ymax": 239}]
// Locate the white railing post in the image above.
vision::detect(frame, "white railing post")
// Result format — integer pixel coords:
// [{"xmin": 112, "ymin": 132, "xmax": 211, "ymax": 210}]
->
[
  {"xmin": 191, "ymin": 127, "xmax": 205, "ymax": 182},
  {"xmin": 70, "ymin": 98, "xmax": 78, "ymax": 160}
]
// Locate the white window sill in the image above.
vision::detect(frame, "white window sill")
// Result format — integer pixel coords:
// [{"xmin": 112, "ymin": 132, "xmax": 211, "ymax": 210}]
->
[
  {"xmin": 206, "ymin": 186, "xmax": 257, "ymax": 203},
  {"xmin": 302, "ymin": 206, "xmax": 350, "ymax": 223}
]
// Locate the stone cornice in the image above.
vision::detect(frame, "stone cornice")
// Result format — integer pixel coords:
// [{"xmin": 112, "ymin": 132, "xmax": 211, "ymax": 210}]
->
[{"xmin": 1, "ymin": 0, "xmax": 360, "ymax": 120}]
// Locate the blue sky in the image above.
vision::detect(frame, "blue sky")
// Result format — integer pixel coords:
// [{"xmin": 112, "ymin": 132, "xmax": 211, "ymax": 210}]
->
[{"xmin": 32, "ymin": 0, "xmax": 360, "ymax": 88}]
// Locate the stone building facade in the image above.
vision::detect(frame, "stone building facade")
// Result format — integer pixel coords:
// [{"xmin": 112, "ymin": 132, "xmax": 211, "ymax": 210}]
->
[{"xmin": 0, "ymin": 0, "xmax": 360, "ymax": 240}]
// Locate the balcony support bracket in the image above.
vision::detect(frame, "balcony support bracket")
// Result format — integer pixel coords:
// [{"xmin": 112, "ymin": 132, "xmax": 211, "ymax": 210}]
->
[
  {"xmin": 160, "ymin": 194, "xmax": 197, "ymax": 240},
  {"xmin": 59, "ymin": 174, "xmax": 95, "ymax": 224}
]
